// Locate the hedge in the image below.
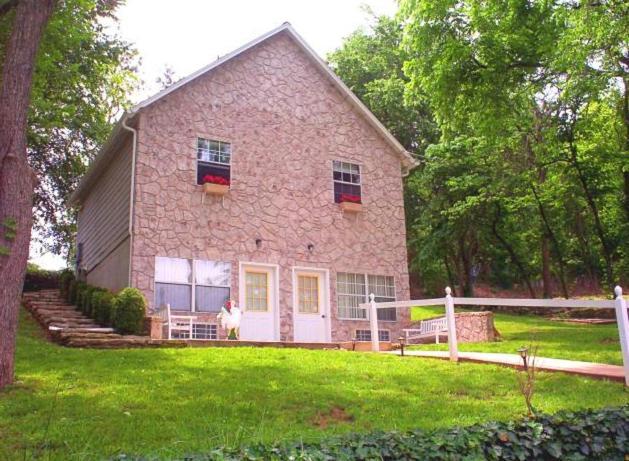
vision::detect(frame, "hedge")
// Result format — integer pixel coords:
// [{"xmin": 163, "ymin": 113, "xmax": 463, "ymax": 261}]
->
[
  {"xmin": 58, "ymin": 270, "xmax": 75, "ymax": 298},
  {"xmin": 112, "ymin": 287, "xmax": 147, "ymax": 335},
  {"xmin": 23, "ymin": 264, "xmax": 60, "ymax": 292},
  {"xmin": 92, "ymin": 290, "xmax": 115, "ymax": 326},
  {"xmin": 116, "ymin": 406, "xmax": 628, "ymax": 461}
]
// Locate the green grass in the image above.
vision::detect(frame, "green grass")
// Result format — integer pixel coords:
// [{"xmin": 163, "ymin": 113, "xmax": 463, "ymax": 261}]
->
[
  {"xmin": 410, "ymin": 306, "xmax": 623, "ymax": 364},
  {"xmin": 0, "ymin": 309, "xmax": 627, "ymax": 460}
]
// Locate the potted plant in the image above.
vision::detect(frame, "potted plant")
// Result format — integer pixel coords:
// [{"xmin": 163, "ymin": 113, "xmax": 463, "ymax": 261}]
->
[
  {"xmin": 339, "ymin": 193, "xmax": 362, "ymax": 212},
  {"xmin": 202, "ymin": 174, "xmax": 230, "ymax": 196}
]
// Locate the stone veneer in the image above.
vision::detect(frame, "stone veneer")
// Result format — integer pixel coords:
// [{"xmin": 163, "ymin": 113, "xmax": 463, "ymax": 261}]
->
[
  {"xmin": 454, "ymin": 312, "xmax": 497, "ymax": 343},
  {"xmin": 129, "ymin": 31, "xmax": 411, "ymax": 342}
]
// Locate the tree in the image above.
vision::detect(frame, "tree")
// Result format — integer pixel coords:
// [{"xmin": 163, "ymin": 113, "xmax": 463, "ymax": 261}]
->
[
  {"xmin": 400, "ymin": 0, "xmax": 628, "ymax": 292},
  {"xmin": 20, "ymin": 0, "xmax": 137, "ymax": 258},
  {"xmin": 0, "ymin": 0, "xmax": 136, "ymax": 388},
  {"xmin": 0, "ymin": 0, "xmax": 56, "ymax": 388}
]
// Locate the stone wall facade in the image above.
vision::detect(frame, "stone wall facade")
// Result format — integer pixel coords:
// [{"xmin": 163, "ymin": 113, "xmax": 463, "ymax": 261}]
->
[{"xmin": 129, "ymin": 31, "xmax": 411, "ymax": 342}]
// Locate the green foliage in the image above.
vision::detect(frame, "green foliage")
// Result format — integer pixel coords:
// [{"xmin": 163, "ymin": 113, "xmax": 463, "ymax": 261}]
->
[
  {"xmin": 327, "ymin": 14, "xmax": 439, "ymax": 154},
  {"xmin": 71, "ymin": 281, "xmax": 87, "ymax": 308},
  {"xmin": 23, "ymin": 264, "xmax": 61, "ymax": 292},
  {"xmin": 91, "ymin": 289, "xmax": 114, "ymax": 326},
  {"xmin": 112, "ymin": 287, "xmax": 146, "ymax": 335},
  {"xmin": 117, "ymin": 406, "xmax": 629, "ymax": 460},
  {"xmin": 328, "ymin": 2, "xmax": 629, "ymax": 294},
  {"xmin": 58, "ymin": 270, "xmax": 75, "ymax": 298},
  {"xmin": 2, "ymin": 217, "xmax": 17, "ymax": 241},
  {"xmin": 0, "ymin": 0, "xmax": 138, "ymax": 260}
]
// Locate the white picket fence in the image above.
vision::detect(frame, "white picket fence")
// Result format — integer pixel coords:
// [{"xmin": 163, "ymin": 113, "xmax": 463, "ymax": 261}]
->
[{"xmin": 359, "ymin": 286, "xmax": 629, "ymax": 386}]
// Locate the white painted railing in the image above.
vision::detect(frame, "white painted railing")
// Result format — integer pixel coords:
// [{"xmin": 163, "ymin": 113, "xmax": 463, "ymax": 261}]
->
[{"xmin": 360, "ymin": 286, "xmax": 629, "ymax": 386}]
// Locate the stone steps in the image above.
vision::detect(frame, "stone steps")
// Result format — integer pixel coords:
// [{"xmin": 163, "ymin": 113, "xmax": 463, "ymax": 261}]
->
[{"xmin": 22, "ymin": 289, "xmax": 153, "ymax": 348}]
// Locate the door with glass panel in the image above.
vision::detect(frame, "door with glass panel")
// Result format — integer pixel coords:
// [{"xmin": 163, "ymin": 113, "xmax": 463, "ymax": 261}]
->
[
  {"xmin": 238, "ymin": 264, "xmax": 278, "ymax": 341},
  {"xmin": 293, "ymin": 268, "xmax": 329, "ymax": 342}
]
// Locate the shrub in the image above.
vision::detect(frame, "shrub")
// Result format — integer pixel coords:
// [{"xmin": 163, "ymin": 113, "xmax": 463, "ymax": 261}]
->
[
  {"xmin": 75, "ymin": 284, "xmax": 86, "ymax": 312},
  {"xmin": 92, "ymin": 290, "xmax": 115, "ymax": 326},
  {"xmin": 112, "ymin": 288, "xmax": 146, "ymax": 335},
  {"xmin": 58, "ymin": 270, "xmax": 75, "ymax": 298},
  {"xmin": 117, "ymin": 406, "xmax": 629, "ymax": 460},
  {"xmin": 67, "ymin": 279, "xmax": 78, "ymax": 304},
  {"xmin": 81, "ymin": 285, "xmax": 98, "ymax": 315},
  {"xmin": 23, "ymin": 263, "xmax": 60, "ymax": 292}
]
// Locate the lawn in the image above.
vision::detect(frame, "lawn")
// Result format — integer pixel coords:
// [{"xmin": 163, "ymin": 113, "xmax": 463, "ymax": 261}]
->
[
  {"xmin": 0, "ymin": 309, "xmax": 627, "ymax": 460},
  {"xmin": 411, "ymin": 306, "xmax": 623, "ymax": 365}
]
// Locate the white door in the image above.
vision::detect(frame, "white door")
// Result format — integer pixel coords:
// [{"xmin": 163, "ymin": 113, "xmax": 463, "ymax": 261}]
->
[
  {"xmin": 239, "ymin": 264, "xmax": 278, "ymax": 341},
  {"xmin": 293, "ymin": 268, "xmax": 330, "ymax": 342}
]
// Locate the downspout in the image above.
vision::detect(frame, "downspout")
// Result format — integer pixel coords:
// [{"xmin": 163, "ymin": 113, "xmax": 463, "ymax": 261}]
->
[{"xmin": 121, "ymin": 113, "xmax": 138, "ymax": 287}]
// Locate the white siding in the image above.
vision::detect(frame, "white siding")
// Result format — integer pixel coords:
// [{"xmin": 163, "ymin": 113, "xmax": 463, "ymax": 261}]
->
[{"xmin": 77, "ymin": 143, "xmax": 131, "ymax": 275}]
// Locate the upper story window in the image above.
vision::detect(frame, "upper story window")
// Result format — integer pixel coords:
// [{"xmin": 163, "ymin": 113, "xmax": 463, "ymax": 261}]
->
[
  {"xmin": 333, "ymin": 161, "xmax": 361, "ymax": 203},
  {"xmin": 155, "ymin": 256, "xmax": 231, "ymax": 312},
  {"xmin": 197, "ymin": 138, "xmax": 231, "ymax": 185}
]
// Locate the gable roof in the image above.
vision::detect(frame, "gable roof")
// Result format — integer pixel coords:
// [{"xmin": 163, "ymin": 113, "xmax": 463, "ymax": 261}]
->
[{"xmin": 70, "ymin": 22, "xmax": 417, "ymax": 205}]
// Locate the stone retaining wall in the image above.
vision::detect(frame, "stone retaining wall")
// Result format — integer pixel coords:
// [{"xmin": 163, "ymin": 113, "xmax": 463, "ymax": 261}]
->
[{"xmin": 455, "ymin": 311, "xmax": 497, "ymax": 343}]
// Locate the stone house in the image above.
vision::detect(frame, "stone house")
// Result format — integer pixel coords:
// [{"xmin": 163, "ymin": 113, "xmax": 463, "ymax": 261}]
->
[{"xmin": 70, "ymin": 23, "xmax": 418, "ymax": 343}]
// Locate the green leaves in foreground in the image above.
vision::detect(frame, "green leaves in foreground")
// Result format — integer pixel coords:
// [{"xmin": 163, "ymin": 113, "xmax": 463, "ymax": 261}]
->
[{"xmin": 118, "ymin": 405, "xmax": 629, "ymax": 461}]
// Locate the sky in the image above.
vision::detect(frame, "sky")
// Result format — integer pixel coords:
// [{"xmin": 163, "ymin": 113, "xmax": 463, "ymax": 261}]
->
[{"xmin": 29, "ymin": 0, "xmax": 398, "ymax": 270}]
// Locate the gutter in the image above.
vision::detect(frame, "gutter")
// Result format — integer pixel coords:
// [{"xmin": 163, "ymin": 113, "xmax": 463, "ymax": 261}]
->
[{"xmin": 121, "ymin": 112, "xmax": 138, "ymax": 286}]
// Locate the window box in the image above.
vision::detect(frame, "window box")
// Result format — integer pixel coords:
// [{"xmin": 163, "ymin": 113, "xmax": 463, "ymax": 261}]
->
[
  {"xmin": 339, "ymin": 201, "xmax": 362, "ymax": 213},
  {"xmin": 203, "ymin": 182, "xmax": 229, "ymax": 196}
]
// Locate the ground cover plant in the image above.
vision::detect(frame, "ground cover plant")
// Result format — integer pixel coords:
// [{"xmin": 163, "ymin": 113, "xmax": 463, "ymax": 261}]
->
[
  {"xmin": 410, "ymin": 306, "xmax": 623, "ymax": 365},
  {"xmin": 122, "ymin": 405, "xmax": 629, "ymax": 460},
  {"xmin": 0, "ymin": 309, "xmax": 627, "ymax": 460}
]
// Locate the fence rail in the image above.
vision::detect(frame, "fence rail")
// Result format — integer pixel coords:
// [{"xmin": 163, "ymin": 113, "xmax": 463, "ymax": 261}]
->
[{"xmin": 359, "ymin": 286, "xmax": 629, "ymax": 386}]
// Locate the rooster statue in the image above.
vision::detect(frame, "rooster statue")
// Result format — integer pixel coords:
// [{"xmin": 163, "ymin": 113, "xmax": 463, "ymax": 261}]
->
[{"xmin": 217, "ymin": 299, "xmax": 242, "ymax": 340}]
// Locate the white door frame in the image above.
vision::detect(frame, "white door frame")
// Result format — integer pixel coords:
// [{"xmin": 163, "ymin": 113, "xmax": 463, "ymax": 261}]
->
[
  {"xmin": 238, "ymin": 261, "xmax": 280, "ymax": 341},
  {"xmin": 291, "ymin": 266, "xmax": 331, "ymax": 343}
]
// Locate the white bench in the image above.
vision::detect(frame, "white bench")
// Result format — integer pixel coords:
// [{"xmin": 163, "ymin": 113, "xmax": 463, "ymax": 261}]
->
[
  {"xmin": 403, "ymin": 317, "xmax": 448, "ymax": 344},
  {"xmin": 155, "ymin": 304, "xmax": 217, "ymax": 340}
]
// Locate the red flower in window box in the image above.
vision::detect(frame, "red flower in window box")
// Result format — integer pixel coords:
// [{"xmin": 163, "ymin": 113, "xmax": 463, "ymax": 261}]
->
[
  {"xmin": 202, "ymin": 175, "xmax": 229, "ymax": 196},
  {"xmin": 339, "ymin": 193, "xmax": 363, "ymax": 213},
  {"xmin": 339, "ymin": 193, "xmax": 361, "ymax": 204},
  {"xmin": 203, "ymin": 175, "xmax": 230, "ymax": 186}
]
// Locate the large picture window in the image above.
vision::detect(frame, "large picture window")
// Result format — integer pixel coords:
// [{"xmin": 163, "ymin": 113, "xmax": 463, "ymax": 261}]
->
[
  {"xmin": 197, "ymin": 138, "xmax": 231, "ymax": 185},
  {"xmin": 155, "ymin": 257, "xmax": 230, "ymax": 312},
  {"xmin": 332, "ymin": 160, "xmax": 361, "ymax": 203},
  {"xmin": 337, "ymin": 272, "xmax": 396, "ymax": 321}
]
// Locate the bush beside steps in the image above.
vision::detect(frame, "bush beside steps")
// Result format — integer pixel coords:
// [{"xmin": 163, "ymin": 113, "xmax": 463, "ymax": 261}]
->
[
  {"xmin": 59, "ymin": 271, "xmax": 147, "ymax": 335},
  {"xmin": 116, "ymin": 406, "xmax": 629, "ymax": 461}
]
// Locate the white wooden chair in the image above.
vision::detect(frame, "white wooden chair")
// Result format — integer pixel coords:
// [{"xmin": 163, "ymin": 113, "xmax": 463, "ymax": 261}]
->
[
  {"xmin": 403, "ymin": 317, "xmax": 448, "ymax": 344},
  {"xmin": 156, "ymin": 303, "xmax": 196, "ymax": 339}
]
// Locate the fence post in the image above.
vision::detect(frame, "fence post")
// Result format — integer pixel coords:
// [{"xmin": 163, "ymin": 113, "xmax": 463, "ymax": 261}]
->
[
  {"xmin": 445, "ymin": 287, "xmax": 458, "ymax": 362},
  {"xmin": 369, "ymin": 293, "xmax": 380, "ymax": 352},
  {"xmin": 614, "ymin": 286, "xmax": 629, "ymax": 386}
]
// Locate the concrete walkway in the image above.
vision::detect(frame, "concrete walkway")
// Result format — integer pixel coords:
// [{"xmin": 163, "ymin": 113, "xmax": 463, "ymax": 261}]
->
[{"xmin": 385, "ymin": 350, "xmax": 626, "ymax": 383}]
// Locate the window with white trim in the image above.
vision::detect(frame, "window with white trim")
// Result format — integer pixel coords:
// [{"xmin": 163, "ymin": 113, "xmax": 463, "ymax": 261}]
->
[
  {"xmin": 197, "ymin": 138, "xmax": 231, "ymax": 185},
  {"xmin": 355, "ymin": 330, "xmax": 390, "ymax": 342},
  {"xmin": 337, "ymin": 273, "xmax": 396, "ymax": 321},
  {"xmin": 332, "ymin": 160, "xmax": 361, "ymax": 203},
  {"xmin": 155, "ymin": 257, "xmax": 230, "ymax": 312}
]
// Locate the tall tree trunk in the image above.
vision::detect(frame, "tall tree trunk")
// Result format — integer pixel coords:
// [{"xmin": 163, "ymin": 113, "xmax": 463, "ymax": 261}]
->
[
  {"xmin": 541, "ymin": 235, "xmax": 552, "ymax": 298},
  {"xmin": 0, "ymin": 0, "xmax": 55, "ymax": 389},
  {"xmin": 530, "ymin": 183, "xmax": 570, "ymax": 298},
  {"xmin": 443, "ymin": 254, "xmax": 457, "ymax": 296},
  {"xmin": 458, "ymin": 235, "xmax": 474, "ymax": 297},
  {"xmin": 491, "ymin": 207, "xmax": 536, "ymax": 298},
  {"xmin": 622, "ymin": 77, "xmax": 629, "ymax": 222},
  {"xmin": 568, "ymin": 139, "xmax": 615, "ymax": 289}
]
